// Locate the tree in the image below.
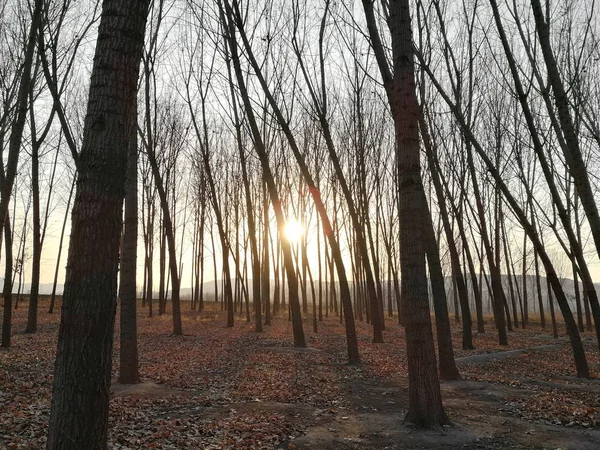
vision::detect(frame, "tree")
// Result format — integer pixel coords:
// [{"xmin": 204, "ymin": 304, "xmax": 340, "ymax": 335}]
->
[
  {"xmin": 220, "ymin": 0, "xmax": 306, "ymax": 347},
  {"xmin": 418, "ymin": 48, "xmax": 590, "ymax": 378},
  {"xmin": 118, "ymin": 100, "xmax": 140, "ymax": 384},
  {"xmin": 291, "ymin": 0, "xmax": 383, "ymax": 343},
  {"xmin": 46, "ymin": 1, "xmax": 150, "ymax": 448},
  {"xmin": 0, "ymin": 0, "xmax": 44, "ymax": 348},
  {"xmin": 226, "ymin": 0, "xmax": 360, "ymax": 361},
  {"xmin": 529, "ymin": 0, "xmax": 600, "ymax": 263},
  {"xmin": 362, "ymin": 0, "xmax": 448, "ymax": 426}
]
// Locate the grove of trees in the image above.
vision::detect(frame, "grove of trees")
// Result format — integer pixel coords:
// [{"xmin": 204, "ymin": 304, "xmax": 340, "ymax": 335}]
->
[{"xmin": 0, "ymin": 0, "xmax": 598, "ymax": 448}]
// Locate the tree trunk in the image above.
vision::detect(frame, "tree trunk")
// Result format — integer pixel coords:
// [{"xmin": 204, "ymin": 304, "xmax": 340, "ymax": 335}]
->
[
  {"xmin": 46, "ymin": 2, "xmax": 150, "ymax": 448},
  {"xmin": 0, "ymin": 0, "xmax": 44, "ymax": 346},
  {"xmin": 49, "ymin": 178, "xmax": 75, "ymax": 314},
  {"xmin": 145, "ymin": 155, "xmax": 182, "ymax": 335},
  {"xmin": 425, "ymin": 221, "xmax": 461, "ymax": 380},
  {"xmin": 421, "ymin": 104, "xmax": 473, "ymax": 350},
  {"xmin": 419, "ymin": 59, "xmax": 589, "ymax": 377},
  {"xmin": 363, "ymin": 0, "xmax": 448, "ymax": 426},
  {"xmin": 118, "ymin": 107, "xmax": 140, "ymax": 384},
  {"xmin": 227, "ymin": 0, "xmax": 359, "ymax": 361},
  {"xmin": 1, "ymin": 215, "xmax": 13, "ymax": 348},
  {"xmin": 529, "ymin": 0, "xmax": 600, "ymax": 262},
  {"xmin": 262, "ymin": 184, "xmax": 271, "ymax": 326},
  {"xmin": 25, "ymin": 134, "xmax": 41, "ymax": 333}
]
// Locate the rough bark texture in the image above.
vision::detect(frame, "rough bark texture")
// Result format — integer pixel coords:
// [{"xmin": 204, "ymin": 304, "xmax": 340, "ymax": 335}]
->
[
  {"xmin": 46, "ymin": 2, "xmax": 150, "ymax": 449},
  {"xmin": 118, "ymin": 109, "xmax": 140, "ymax": 384}
]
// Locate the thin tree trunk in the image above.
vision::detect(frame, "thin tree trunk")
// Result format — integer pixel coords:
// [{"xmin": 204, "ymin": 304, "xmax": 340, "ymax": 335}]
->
[
  {"xmin": 529, "ymin": 0, "xmax": 600, "ymax": 262},
  {"xmin": 220, "ymin": 5, "xmax": 305, "ymax": 346},
  {"xmin": 262, "ymin": 184, "xmax": 271, "ymax": 326},
  {"xmin": 227, "ymin": 0, "xmax": 359, "ymax": 360},
  {"xmin": 49, "ymin": 178, "xmax": 75, "ymax": 314},
  {"xmin": 118, "ymin": 107, "xmax": 140, "ymax": 384},
  {"xmin": 0, "ymin": 0, "xmax": 44, "ymax": 346},
  {"xmin": 419, "ymin": 59, "xmax": 589, "ymax": 377},
  {"xmin": 420, "ymin": 103, "xmax": 473, "ymax": 350},
  {"xmin": 1, "ymin": 215, "xmax": 13, "ymax": 348}
]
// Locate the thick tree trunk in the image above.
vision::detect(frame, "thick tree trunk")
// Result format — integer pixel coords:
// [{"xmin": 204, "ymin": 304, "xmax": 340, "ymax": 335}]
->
[{"xmin": 46, "ymin": 2, "xmax": 150, "ymax": 448}]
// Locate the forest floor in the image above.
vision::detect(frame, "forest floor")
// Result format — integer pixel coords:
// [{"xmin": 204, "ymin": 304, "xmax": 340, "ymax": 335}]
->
[{"xmin": 2, "ymin": 299, "xmax": 600, "ymax": 449}]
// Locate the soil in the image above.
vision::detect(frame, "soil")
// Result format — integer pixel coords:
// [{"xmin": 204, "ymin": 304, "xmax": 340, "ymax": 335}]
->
[
  {"xmin": 3, "ymin": 300, "xmax": 600, "ymax": 449},
  {"xmin": 110, "ymin": 343, "xmax": 600, "ymax": 450}
]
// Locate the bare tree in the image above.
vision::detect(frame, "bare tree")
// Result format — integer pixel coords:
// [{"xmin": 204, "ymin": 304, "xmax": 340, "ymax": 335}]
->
[
  {"xmin": 46, "ymin": 1, "xmax": 150, "ymax": 447},
  {"xmin": 362, "ymin": 0, "xmax": 449, "ymax": 426},
  {"xmin": 0, "ymin": 0, "xmax": 43, "ymax": 348}
]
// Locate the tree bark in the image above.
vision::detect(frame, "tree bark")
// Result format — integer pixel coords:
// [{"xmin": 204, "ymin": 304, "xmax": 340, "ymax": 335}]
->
[
  {"xmin": 46, "ymin": 2, "xmax": 150, "ymax": 448},
  {"xmin": 118, "ymin": 106, "xmax": 140, "ymax": 384},
  {"xmin": 362, "ymin": 0, "xmax": 448, "ymax": 426}
]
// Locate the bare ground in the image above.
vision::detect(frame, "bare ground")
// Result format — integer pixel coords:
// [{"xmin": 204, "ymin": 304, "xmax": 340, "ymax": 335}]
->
[{"xmin": 2, "ymin": 300, "xmax": 600, "ymax": 449}]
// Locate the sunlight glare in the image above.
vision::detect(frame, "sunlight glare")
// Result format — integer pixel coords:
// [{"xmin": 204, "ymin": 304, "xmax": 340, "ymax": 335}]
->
[{"xmin": 283, "ymin": 218, "xmax": 304, "ymax": 243}]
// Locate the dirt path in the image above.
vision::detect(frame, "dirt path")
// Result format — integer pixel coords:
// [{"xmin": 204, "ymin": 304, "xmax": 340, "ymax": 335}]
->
[
  {"xmin": 292, "ymin": 375, "xmax": 600, "ymax": 450},
  {"xmin": 290, "ymin": 344, "xmax": 600, "ymax": 450},
  {"xmin": 455, "ymin": 344, "xmax": 561, "ymax": 366}
]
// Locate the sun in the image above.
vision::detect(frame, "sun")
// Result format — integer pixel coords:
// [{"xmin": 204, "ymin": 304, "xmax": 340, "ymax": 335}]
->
[{"xmin": 283, "ymin": 218, "xmax": 304, "ymax": 244}]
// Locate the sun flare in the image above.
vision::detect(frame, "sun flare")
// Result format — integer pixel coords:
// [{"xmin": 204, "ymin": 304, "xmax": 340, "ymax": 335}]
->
[{"xmin": 283, "ymin": 218, "xmax": 304, "ymax": 243}]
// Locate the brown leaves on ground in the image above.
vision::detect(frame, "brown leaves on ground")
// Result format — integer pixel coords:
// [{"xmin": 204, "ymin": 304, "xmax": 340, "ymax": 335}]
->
[{"xmin": 1, "ymin": 300, "xmax": 599, "ymax": 449}]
